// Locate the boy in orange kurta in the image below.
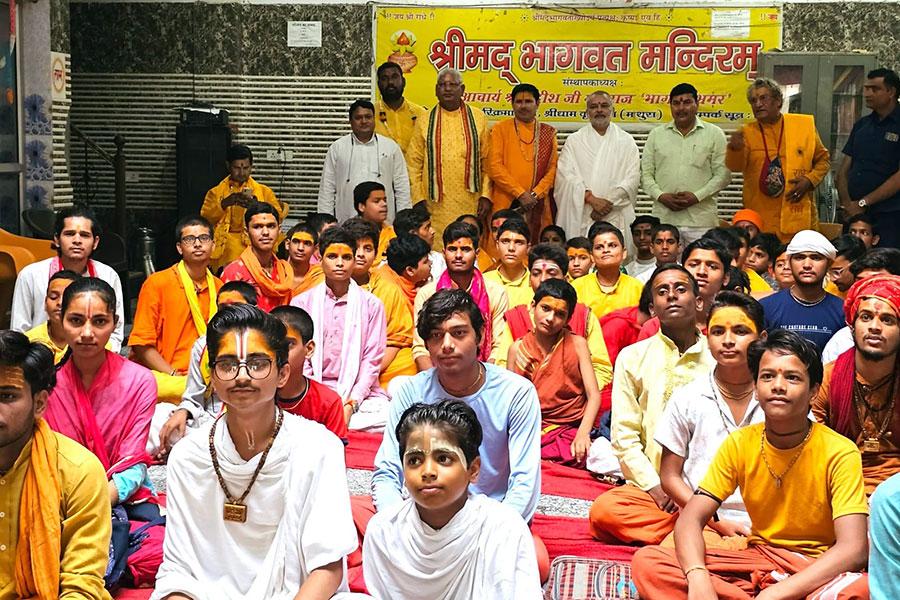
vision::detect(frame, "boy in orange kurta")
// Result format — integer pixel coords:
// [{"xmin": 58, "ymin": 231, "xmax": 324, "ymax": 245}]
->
[
  {"xmin": 488, "ymin": 84, "xmax": 558, "ymax": 247},
  {"xmin": 129, "ymin": 216, "xmax": 222, "ymax": 402},
  {"xmin": 726, "ymin": 80, "xmax": 829, "ymax": 242},
  {"xmin": 508, "ymin": 279, "xmax": 601, "ymax": 467}
]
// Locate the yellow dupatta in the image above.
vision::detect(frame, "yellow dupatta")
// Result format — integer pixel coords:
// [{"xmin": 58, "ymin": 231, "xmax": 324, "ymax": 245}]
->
[{"xmin": 176, "ymin": 261, "xmax": 218, "ymax": 336}]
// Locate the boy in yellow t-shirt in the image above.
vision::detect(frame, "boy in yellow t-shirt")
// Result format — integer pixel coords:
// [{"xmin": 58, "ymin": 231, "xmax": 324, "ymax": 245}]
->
[{"xmin": 632, "ymin": 329, "xmax": 870, "ymax": 599}]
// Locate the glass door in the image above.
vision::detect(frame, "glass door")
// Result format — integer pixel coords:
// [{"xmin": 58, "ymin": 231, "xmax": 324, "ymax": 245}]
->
[{"xmin": 0, "ymin": 0, "xmax": 19, "ymax": 234}]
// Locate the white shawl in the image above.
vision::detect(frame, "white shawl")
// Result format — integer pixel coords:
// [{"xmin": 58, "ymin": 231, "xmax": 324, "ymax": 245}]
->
[
  {"xmin": 152, "ymin": 412, "xmax": 360, "ymax": 600},
  {"xmin": 363, "ymin": 494, "xmax": 542, "ymax": 600},
  {"xmin": 294, "ymin": 280, "xmax": 366, "ymax": 400},
  {"xmin": 555, "ymin": 122, "xmax": 640, "ymax": 254}
]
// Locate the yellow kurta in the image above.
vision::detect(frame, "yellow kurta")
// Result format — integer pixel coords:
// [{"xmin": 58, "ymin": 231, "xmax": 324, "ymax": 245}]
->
[
  {"xmin": 486, "ymin": 118, "xmax": 558, "ymax": 256},
  {"xmin": 201, "ymin": 175, "xmax": 288, "ymax": 271},
  {"xmin": 572, "ymin": 272, "xmax": 644, "ymax": 321},
  {"xmin": 407, "ymin": 105, "xmax": 492, "ymax": 249},
  {"xmin": 377, "ymin": 224, "xmax": 397, "ymax": 262},
  {"xmin": 0, "ymin": 435, "xmax": 112, "ymax": 599},
  {"xmin": 375, "ymin": 98, "xmax": 428, "ymax": 163},
  {"xmin": 725, "ymin": 114, "xmax": 829, "ymax": 242},
  {"xmin": 25, "ymin": 321, "xmax": 68, "ymax": 364},
  {"xmin": 483, "ymin": 266, "xmax": 534, "ymax": 309},
  {"xmin": 745, "ymin": 267, "xmax": 772, "ymax": 293},
  {"xmin": 363, "ymin": 266, "xmax": 417, "ymax": 388}
]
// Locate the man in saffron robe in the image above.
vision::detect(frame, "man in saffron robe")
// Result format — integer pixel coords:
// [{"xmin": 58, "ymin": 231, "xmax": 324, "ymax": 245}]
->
[
  {"xmin": 406, "ymin": 68, "xmax": 492, "ymax": 247},
  {"xmin": 555, "ymin": 91, "xmax": 640, "ymax": 253},
  {"xmin": 487, "ymin": 83, "xmax": 558, "ymax": 246},
  {"xmin": 726, "ymin": 78, "xmax": 830, "ymax": 241},
  {"xmin": 222, "ymin": 202, "xmax": 294, "ymax": 313},
  {"xmin": 0, "ymin": 331, "xmax": 111, "ymax": 599},
  {"xmin": 201, "ymin": 144, "xmax": 288, "ymax": 272},
  {"xmin": 292, "ymin": 226, "xmax": 389, "ymax": 431},
  {"xmin": 508, "ymin": 279, "xmax": 602, "ymax": 468},
  {"xmin": 411, "ymin": 222, "xmax": 509, "ymax": 371},
  {"xmin": 344, "ymin": 218, "xmax": 417, "ymax": 391},
  {"xmin": 813, "ymin": 274, "xmax": 900, "ymax": 495},
  {"xmin": 129, "ymin": 216, "xmax": 222, "ymax": 403}
]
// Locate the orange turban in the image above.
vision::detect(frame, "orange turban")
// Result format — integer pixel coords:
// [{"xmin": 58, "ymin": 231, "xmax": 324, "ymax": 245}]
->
[
  {"xmin": 843, "ymin": 273, "xmax": 900, "ymax": 325},
  {"xmin": 731, "ymin": 209, "xmax": 763, "ymax": 231}
]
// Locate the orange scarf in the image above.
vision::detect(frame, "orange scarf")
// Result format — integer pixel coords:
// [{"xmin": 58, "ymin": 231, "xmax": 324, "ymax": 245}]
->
[
  {"xmin": 291, "ymin": 264, "xmax": 324, "ymax": 297},
  {"xmin": 239, "ymin": 246, "xmax": 294, "ymax": 303},
  {"xmin": 15, "ymin": 419, "xmax": 62, "ymax": 599}
]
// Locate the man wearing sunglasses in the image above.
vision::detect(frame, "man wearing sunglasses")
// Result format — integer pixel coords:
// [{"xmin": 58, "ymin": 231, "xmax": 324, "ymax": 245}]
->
[
  {"xmin": 152, "ymin": 303, "xmax": 360, "ymax": 599},
  {"xmin": 129, "ymin": 215, "xmax": 223, "ymax": 403}
]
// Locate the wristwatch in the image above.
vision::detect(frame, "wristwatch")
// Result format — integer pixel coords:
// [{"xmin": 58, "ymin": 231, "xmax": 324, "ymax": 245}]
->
[{"xmin": 858, "ymin": 198, "xmax": 868, "ymax": 208}]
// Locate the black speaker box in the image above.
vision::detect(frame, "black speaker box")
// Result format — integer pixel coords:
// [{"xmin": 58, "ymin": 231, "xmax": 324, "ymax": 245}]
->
[{"xmin": 176, "ymin": 122, "xmax": 232, "ymax": 217}]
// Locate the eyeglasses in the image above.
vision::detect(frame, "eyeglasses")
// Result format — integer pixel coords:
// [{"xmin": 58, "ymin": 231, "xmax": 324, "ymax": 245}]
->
[
  {"xmin": 211, "ymin": 357, "xmax": 273, "ymax": 381},
  {"xmin": 180, "ymin": 234, "xmax": 213, "ymax": 245}
]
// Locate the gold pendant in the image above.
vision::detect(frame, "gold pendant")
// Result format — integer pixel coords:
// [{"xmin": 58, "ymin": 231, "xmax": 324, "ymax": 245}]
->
[
  {"xmin": 774, "ymin": 477, "xmax": 782, "ymax": 489},
  {"xmin": 863, "ymin": 438, "xmax": 882, "ymax": 453},
  {"xmin": 223, "ymin": 502, "xmax": 247, "ymax": 523}
]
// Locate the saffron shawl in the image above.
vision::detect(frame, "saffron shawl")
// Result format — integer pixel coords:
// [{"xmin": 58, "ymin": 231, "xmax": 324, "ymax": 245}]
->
[{"xmin": 426, "ymin": 103, "xmax": 482, "ymax": 201}]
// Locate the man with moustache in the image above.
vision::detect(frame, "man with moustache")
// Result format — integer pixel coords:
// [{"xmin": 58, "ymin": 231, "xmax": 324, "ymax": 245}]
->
[
  {"xmin": 642, "ymin": 83, "xmax": 731, "ymax": 246},
  {"xmin": 374, "ymin": 61, "xmax": 427, "ymax": 163},
  {"xmin": 814, "ymin": 274, "xmax": 900, "ymax": 495},
  {"xmin": 555, "ymin": 91, "xmax": 640, "ymax": 253}
]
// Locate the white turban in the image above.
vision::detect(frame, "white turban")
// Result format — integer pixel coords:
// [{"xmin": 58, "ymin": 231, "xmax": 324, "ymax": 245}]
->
[{"xmin": 785, "ymin": 230, "xmax": 836, "ymax": 261}]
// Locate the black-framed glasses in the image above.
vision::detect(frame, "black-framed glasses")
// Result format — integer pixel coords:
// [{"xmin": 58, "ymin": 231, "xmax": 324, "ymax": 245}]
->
[
  {"xmin": 211, "ymin": 357, "xmax": 273, "ymax": 381},
  {"xmin": 180, "ymin": 234, "xmax": 213, "ymax": 245}
]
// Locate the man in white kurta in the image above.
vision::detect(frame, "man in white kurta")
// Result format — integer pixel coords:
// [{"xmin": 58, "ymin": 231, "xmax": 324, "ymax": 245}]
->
[
  {"xmin": 555, "ymin": 91, "xmax": 640, "ymax": 255},
  {"xmin": 317, "ymin": 99, "xmax": 411, "ymax": 224},
  {"xmin": 363, "ymin": 494, "xmax": 542, "ymax": 599},
  {"xmin": 11, "ymin": 207, "xmax": 125, "ymax": 350}
]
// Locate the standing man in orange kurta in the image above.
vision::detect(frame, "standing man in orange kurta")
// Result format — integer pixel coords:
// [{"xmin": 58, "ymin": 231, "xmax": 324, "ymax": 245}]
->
[
  {"xmin": 201, "ymin": 144, "xmax": 289, "ymax": 271},
  {"xmin": 129, "ymin": 215, "xmax": 223, "ymax": 402},
  {"xmin": 726, "ymin": 78, "xmax": 829, "ymax": 242},
  {"xmin": 488, "ymin": 83, "xmax": 558, "ymax": 250}
]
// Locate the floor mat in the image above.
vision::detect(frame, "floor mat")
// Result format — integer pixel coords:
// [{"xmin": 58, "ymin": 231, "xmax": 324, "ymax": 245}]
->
[
  {"xmin": 345, "ymin": 430, "xmax": 382, "ymax": 470},
  {"xmin": 540, "ymin": 461, "xmax": 615, "ymax": 501},
  {"xmin": 532, "ymin": 514, "xmax": 637, "ymax": 563}
]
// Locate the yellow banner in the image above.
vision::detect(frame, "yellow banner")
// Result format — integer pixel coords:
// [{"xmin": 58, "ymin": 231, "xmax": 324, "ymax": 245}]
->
[{"xmin": 374, "ymin": 6, "xmax": 782, "ymax": 125}]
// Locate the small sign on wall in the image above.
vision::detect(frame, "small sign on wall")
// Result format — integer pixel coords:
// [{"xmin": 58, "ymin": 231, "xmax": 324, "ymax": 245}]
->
[{"xmin": 287, "ymin": 21, "xmax": 322, "ymax": 48}]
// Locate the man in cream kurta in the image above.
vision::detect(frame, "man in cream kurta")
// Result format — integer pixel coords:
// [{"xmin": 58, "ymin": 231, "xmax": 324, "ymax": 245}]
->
[{"xmin": 555, "ymin": 91, "xmax": 640, "ymax": 254}]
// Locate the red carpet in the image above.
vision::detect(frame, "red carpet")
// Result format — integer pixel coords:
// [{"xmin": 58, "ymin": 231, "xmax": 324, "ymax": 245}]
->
[
  {"xmin": 532, "ymin": 513, "xmax": 637, "ymax": 563},
  {"xmin": 345, "ymin": 431, "xmax": 382, "ymax": 470},
  {"xmin": 113, "ymin": 590, "xmax": 152, "ymax": 599},
  {"xmin": 540, "ymin": 460, "xmax": 614, "ymax": 501}
]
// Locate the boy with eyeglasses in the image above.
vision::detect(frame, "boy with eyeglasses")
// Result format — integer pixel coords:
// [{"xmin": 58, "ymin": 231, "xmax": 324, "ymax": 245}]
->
[
  {"xmin": 152, "ymin": 304, "xmax": 360, "ymax": 599},
  {"xmin": 130, "ymin": 215, "xmax": 223, "ymax": 402}
]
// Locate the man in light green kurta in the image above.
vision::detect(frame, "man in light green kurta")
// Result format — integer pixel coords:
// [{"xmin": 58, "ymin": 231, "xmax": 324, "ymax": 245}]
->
[{"xmin": 641, "ymin": 83, "xmax": 731, "ymax": 245}]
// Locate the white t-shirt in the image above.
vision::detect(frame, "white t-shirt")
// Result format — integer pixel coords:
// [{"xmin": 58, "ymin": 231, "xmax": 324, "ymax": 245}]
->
[
  {"xmin": 654, "ymin": 369, "xmax": 764, "ymax": 524},
  {"xmin": 821, "ymin": 325, "xmax": 853, "ymax": 365}
]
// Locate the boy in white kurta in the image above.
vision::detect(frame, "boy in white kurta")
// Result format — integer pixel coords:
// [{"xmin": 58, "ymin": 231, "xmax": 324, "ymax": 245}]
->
[
  {"xmin": 363, "ymin": 400, "xmax": 542, "ymax": 600},
  {"xmin": 152, "ymin": 303, "xmax": 362, "ymax": 600}
]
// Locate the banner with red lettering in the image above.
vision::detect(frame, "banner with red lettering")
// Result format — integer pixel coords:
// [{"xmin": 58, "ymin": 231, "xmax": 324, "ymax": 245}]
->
[{"xmin": 374, "ymin": 6, "xmax": 782, "ymax": 124}]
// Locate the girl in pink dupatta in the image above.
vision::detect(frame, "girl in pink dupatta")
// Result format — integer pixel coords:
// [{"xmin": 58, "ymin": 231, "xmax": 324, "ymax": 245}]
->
[{"xmin": 45, "ymin": 277, "xmax": 164, "ymax": 588}]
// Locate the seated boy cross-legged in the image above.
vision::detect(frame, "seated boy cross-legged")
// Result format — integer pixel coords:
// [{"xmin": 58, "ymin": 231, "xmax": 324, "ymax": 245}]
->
[
  {"xmin": 363, "ymin": 400, "xmax": 542, "ymax": 599},
  {"xmin": 508, "ymin": 279, "xmax": 602, "ymax": 467},
  {"xmin": 655, "ymin": 291, "xmax": 766, "ymax": 549},
  {"xmin": 633, "ymin": 330, "xmax": 870, "ymax": 600},
  {"xmin": 152, "ymin": 304, "xmax": 361, "ymax": 599}
]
